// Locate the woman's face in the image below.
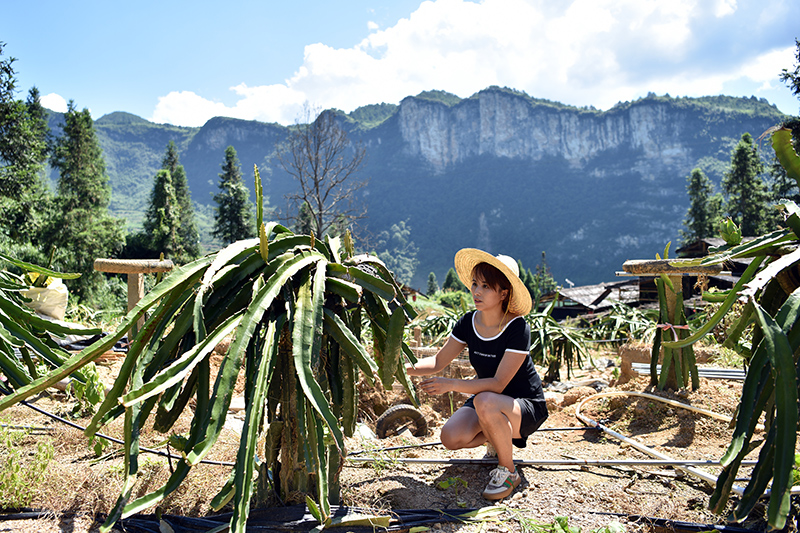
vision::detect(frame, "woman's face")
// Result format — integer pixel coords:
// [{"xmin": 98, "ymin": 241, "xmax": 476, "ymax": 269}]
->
[{"xmin": 470, "ymin": 274, "xmax": 508, "ymax": 312}]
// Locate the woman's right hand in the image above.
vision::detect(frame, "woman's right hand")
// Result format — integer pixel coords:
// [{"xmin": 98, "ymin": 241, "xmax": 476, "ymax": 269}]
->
[{"xmin": 419, "ymin": 376, "xmax": 452, "ymax": 395}]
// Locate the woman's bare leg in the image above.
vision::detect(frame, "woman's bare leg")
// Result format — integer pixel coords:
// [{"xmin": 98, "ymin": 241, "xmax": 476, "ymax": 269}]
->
[
  {"xmin": 472, "ymin": 392, "xmax": 523, "ymax": 472},
  {"xmin": 440, "ymin": 406, "xmax": 487, "ymax": 450}
]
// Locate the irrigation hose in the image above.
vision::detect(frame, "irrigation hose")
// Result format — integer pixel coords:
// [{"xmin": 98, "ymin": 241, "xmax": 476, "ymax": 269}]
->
[
  {"xmin": 574, "ymin": 391, "xmax": 733, "ymax": 489},
  {"xmin": 347, "ymin": 427, "xmax": 597, "ymax": 456},
  {"xmin": 574, "ymin": 390, "xmax": 800, "ymax": 497},
  {"xmin": 0, "ymin": 386, "xmax": 235, "ymax": 467},
  {"xmin": 346, "ymin": 456, "xmax": 758, "ymax": 467}
]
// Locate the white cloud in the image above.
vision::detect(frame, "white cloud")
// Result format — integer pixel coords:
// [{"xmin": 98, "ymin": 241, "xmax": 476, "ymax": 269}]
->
[
  {"xmin": 40, "ymin": 93, "xmax": 68, "ymax": 113},
  {"xmin": 150, "ymin": 86, "xmax": 306, "ymax": 127},
  {"xmin": 149, "ymin": 0, "xmax": 799, "ymax": 126},
  {"xmin": 714, "ymin": 0, "xmax": 737, "ymax": 17},
  {"xmin": 739, "ymin": 46, "xmax": 796, "ymax": 85}
]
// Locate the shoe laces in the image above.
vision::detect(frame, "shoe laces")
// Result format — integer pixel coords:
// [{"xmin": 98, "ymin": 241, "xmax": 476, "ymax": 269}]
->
[{"xmin": 488, "ymin": 467, "xmax": 512, "ymax": 485}]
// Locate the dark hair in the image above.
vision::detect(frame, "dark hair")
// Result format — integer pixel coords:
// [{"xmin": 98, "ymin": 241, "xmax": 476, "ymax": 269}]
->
[{"xmin": 472, "ymin": 262, "xmax": 511, "ymax": 311}]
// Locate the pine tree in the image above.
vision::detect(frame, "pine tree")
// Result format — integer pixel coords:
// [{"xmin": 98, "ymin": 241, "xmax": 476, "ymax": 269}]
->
[
  {"xmin": 143, "ymin": 170, "xmax": 179, "ymax": 258},
  {"xmin": 25, "ymin": 87, "xmax": 51, "ymax": 154},
  {"xmin": 161, "ymin": 141, "xmax": 200, "ymax": 262},
  {"xmin": 212, "ymin": 146, "xmax": 255, "ymax": 244},
  {"xmin": 442, "ymin": 267, "xmax": 465, "ymax": 292},
  {"xmin": 294, "ymin": 201, "xmax": 315, "ymax": 235},
  {"xmin": 48, "ymin": 101, "xmax": 125, "ymax": 301},
  {"xmin": 722, "ymin": 133, "xmax": 772, "ymax": 236},
  {"xmin": 0, "ymin": 46, "xmax": 51, "ymax": 247},
  {"xmin": 681, "ymin": 168, "xmax": 723, "ymax": 244},
  {"xmin": 780, "ymin": 38, "xmax": 800, "ymax": 106},
  {"xmin": 427, "ymin": 272, "xmax": 439, "ymax": 295},
  {"xmin": 376, "ymin": 220, "xmax": 419, "ymax": 285},
  {"xmin": 0, "ymin": 45, "xmax": 46, "ymax": 198},
  {"xmin": 531, "ymin": 252, "xmax": 557, "ymax": 299}
]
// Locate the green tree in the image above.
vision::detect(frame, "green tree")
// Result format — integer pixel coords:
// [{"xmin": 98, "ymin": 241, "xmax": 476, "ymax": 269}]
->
[
  {"xmin": 681, "ymin": 168, "xmax": 723, "ymax": 244},
  {"xmin": 294, "ymin": 200, "xmax": 315, "ymax": 235},
  {"xmin": 779, "ymin": 38, "xmax": 800, "ymax": 106},
  {"xmin": 212, "ymin": 146, "xmax": 255, "ymax": 244},
  {"xmin": 25, "ymin": 87, "xmax": 51, "ymax": 154},
  {"xmin": 427, "ymin": 272, "xmax": 439, "ymax": 295},
  {"xmin": 0, "ymin": 44, "xmax": 46, "ymax": 198},
  {"xmin": 442, "ymin": 267, "xmax": 465, "ymax": 292},
  {"xmin": 376, "ymin": 220, "xmax": 419, "ymax": 285},
  {"xmin": 517, "ymin": 260, "xmax": 536, "ymax": 297},
  {"xmin": 722, "ymin": 133, "xmax": 772, "ymax": 236},
  {"xmin": 769, "ymin": 158, "xmax": 799, "ymax": 203},
  {"xmin": 142, "ymin": 170, "xmax": 179, "ymax": 258},
  {"xmin": 278, "ymin": 107, "xmax": 367, "ymax": 237},
  {"xmin": 530, "ymin": 252, "xmax": 557, "ymax": 300},
  {"xmin": 48, "ymin": 101, "xmax": 125, "ymax": 301},
  {"xmin": 0, "ymin": 45, "xmax": 51, "ymax": 248},
  {"xmin": 161, "ymin": 141, "xmax": 200, "ymax": 262}
]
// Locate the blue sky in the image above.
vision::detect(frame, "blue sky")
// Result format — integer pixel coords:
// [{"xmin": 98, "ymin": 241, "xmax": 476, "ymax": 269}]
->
[{"xmin": 2, "ymin": 0, "xmax": 798, "ymax": 127}]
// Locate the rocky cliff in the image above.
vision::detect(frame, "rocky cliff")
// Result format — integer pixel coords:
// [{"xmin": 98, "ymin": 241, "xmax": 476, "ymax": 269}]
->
[
  {"xmin": 81, "ymin": 88, "xmax": 789, "ymax": 289},
  {"xmin": 395, "ymin": 87, "xmax": 778, "ymax": 176}
]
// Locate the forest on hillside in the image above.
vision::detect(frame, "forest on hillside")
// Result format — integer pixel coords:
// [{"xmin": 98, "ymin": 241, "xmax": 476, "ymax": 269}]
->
[{"xmin": 3, "ymin": 39, "xmax": 800, "ymax": 307}]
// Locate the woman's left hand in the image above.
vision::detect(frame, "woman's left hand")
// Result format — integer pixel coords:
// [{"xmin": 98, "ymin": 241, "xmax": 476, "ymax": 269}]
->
[{"xmin": 419, "ymin": 377, "xmax": 452, "ymax": 395}]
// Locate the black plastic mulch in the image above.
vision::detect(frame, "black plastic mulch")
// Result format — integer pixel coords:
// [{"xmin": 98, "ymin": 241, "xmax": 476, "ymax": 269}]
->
[{"xmin": 113, "ymin": 505, "xmax": 477, "ymax": 533}]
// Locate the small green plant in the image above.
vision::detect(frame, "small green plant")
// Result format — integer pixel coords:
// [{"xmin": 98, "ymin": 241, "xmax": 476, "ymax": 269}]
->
[
  {"xmin": 66, "ymin": 361, "xmax": 106, "ymax": 417},
  {"xmin": 0, "ymin": 423, "xmax": 54, "ymax": 509},
  {"xmin": 356, "ymin": 437, "xmax": 401, "ymax": 476},
  {"xmin": 436, "ymin": 476, "xmax": 468, "ymax": 507},
  {"xmin": 105, "ymin": 463, "xmax": 126, "ymax": 478},
  {"xmin": 505, "ymin": 510, "xmax": 583, "ymax": 533}
]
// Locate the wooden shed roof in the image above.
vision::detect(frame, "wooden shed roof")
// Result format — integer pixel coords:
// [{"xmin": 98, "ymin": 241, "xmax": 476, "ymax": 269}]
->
[{"xmin": 542, "ymin": 279, "xmax": 639, "ymax": 311}]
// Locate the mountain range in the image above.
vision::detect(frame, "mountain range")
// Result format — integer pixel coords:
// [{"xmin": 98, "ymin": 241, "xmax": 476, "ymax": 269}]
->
[{"xmin": 46, "ymin": 86, "xmax": 790, "ymax": 290}]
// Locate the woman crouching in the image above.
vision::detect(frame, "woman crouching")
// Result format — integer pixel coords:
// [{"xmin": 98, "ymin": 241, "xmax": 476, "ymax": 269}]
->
[{"xmin": 406, "ymin": 248, "xmax": 548, "ymax": 500}]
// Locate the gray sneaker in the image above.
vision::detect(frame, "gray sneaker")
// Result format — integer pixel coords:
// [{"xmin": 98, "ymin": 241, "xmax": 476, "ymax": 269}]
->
[{"xmin": 482, "ymin": 466, "xmax": 521, "ymax": 500}]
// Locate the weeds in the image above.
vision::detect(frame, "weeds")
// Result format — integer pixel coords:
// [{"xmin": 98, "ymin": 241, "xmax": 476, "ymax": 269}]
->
[
  {"xmin": 65, "ymin": 361, "xmax": 106, "ymax": 417},
  {"xmin": 0, "ymin": 422, "xmax": 55, "ymax": 509},
  {"xmin": 455, "ymin": 508, "xmax": 626, "ymax": 533},
  {"xmin": 436, "ymin": 476, "xmax": 468, "ymax": 507},
  {"xmin": 504, "ymin": 509, "xmax": 625, "ymax": 533},
  {"xmin": 355, "ymin": 437, "xmax": 401, "ymax": 476}
]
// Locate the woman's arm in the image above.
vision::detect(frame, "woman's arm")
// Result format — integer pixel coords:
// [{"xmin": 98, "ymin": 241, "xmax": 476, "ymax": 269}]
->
[
  {"xmin": 419, "ymin": 350, "xmax": 526, "ymax": 396},
  {"xmin": 405, "ymin": 336, "xmax": 465, "ymax": 377}
]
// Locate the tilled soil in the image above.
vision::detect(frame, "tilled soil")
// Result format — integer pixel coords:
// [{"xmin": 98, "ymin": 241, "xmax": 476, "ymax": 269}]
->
[{"xmin": 338, "ymin": 373, "xmax": 763, "ymax": 533}]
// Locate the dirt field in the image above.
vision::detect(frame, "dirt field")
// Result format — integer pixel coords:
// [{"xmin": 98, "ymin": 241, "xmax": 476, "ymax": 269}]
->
[{"xmin": 0, "ymin": 346, "xmax": 786, "ymax": 533}]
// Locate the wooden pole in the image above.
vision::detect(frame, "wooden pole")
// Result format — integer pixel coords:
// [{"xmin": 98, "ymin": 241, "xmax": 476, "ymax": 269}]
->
[
  {"xmin": 93, "ymin": 258, "xmax": 174, "ymax": 337},
  {"xmin": 622, "ymin": 259, "xmax": 718, "ymax": 391}
]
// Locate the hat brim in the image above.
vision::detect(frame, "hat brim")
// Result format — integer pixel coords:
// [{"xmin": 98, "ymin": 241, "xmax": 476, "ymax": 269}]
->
[{"xmin": 454, "ymin": 248, "xmax": 532, "ymax": 316}]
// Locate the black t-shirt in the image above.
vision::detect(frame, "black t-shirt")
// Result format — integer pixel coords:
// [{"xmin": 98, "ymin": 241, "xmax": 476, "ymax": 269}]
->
[{"xmin": 450, "ymin": 310, "xmax": 544, "ymax": 401}]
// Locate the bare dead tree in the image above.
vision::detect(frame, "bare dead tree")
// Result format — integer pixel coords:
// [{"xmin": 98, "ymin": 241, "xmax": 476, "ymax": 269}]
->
[{"xmin": 278, "ymin": 106, "xmax": 368, "ymax": 237}]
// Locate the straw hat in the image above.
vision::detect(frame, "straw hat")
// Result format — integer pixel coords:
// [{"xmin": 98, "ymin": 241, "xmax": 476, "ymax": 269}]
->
[{"xmin": 454, "ymin": 248, "xmax": 532, "ymax": 316}]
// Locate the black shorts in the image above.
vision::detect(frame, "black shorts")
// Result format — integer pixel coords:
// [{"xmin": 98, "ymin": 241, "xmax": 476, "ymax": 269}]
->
[{"xmin": 463, "ymin": 395, "xmax": 549, "ymax": 448}]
